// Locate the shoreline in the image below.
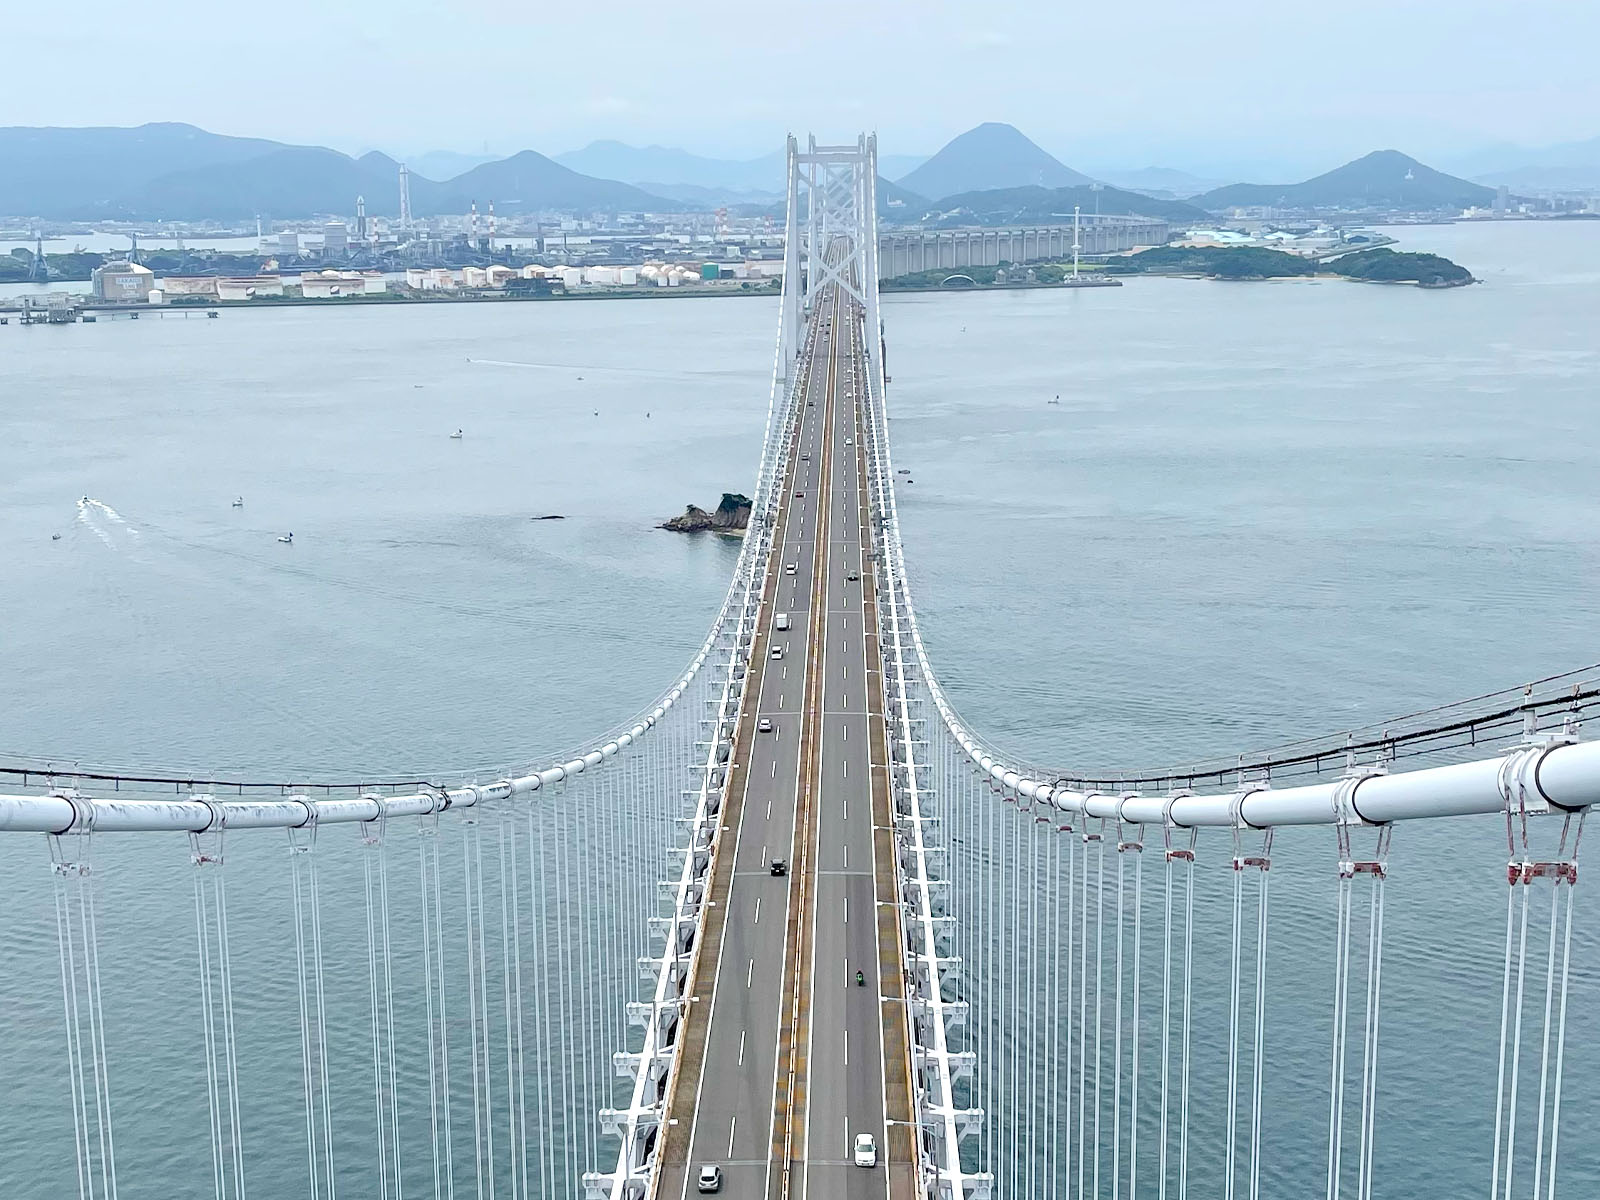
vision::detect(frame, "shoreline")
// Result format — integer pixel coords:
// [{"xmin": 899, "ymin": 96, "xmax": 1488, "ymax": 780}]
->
[
  {"xmin": 4, "ymin": 261, "xmax": 1481, "ymax": 314},
  {"xmin": 0, "ymin": 285, "xmax": 780, "ymax": 315},
  {"xmin": 883, "ymin": 270, "xmax": 1475, "ymax": 293}
]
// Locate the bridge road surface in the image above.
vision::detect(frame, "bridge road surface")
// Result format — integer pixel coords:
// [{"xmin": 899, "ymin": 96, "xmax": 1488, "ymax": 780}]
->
[
  {"xmin": 800, "ymin": 288, "xmax": 916, "ymax": 1199},
  {"xmin": 656, "ymin": 281, "xmax": 913, "ymax": 1200}
]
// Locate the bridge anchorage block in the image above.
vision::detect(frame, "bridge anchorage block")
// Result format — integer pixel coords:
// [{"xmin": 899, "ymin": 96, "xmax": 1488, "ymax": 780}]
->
[
  {"xmin": 639, "ymin": 953, "xmax": 693, "ymax": 985},
  {"xmin": 612, "ymin": 1048, "xmax": 672, "ymax": 1084},
  {"xmin": 599, "ymin": 1106, "xmax": 661, "ymax": 1138},
  {"xmin": 911, "ymin": 951, "xmax": 962, "ymax": 981},
  {"xmin": 923, "ymin": 1104, "xmax": 985, "ymax": 1141},
  {"xmin": 934, "ymin": 998, "xmax": 969, "ymax": 1029},
  {"xmin": 625, "ymin": 1001, "xmax": 654, "ymax": 1027},
  {"xmin": 915, "ymin": 1048, "xmax": 977, "ymax": 1081},
  {"xmin": 647, "ymin": 914, "xmax": 697, "ymax": 942},
  {"xmin": 612, "ymin": 1050, "xmax": 645, "ymax": 1079}
]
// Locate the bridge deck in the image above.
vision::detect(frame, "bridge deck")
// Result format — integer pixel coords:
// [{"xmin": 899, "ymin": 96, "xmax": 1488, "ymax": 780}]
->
[{"xmin": 656, "ymin": 285, "xmax": 912, "ymax": 1199}]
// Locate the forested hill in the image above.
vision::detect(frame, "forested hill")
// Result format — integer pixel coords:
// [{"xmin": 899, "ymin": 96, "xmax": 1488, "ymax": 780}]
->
[
  {"xmin": 0, "ymin": 123, "xmax": 680, "ymax": 219},
  {"xmin": 919, "ymin": 184, "xmax": 1208, "ymax": 226},
  {"xmin": 1195, "ymin": 150, "xmax": 1497, "ymax": 211},
  {"xmin": 897, "ymin": 123, "xmax": 1094, "ymax": 198}
]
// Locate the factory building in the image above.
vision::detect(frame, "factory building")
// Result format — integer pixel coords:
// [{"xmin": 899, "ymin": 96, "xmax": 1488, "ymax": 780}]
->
[
  {"xmin": 91, "ymin": 260, "xmax": 155, "ymax": 302},
  {"xmin": 405, "ymin": 268, "xmax": 457, "ymax": 290},
  {"xmin": 322, "ymin": 222, "xmax": 349, "ymax": 257},
  {"xmin": 158, "ymin": 277, "xmax": 219, "ymax": 298},
  {"xmin": 299, "ymin": 270, "xmax": 386, "ymax": 298},
  {"xmin": 215, "ymin": 277, "xmax": 285, "ymax": 301}
]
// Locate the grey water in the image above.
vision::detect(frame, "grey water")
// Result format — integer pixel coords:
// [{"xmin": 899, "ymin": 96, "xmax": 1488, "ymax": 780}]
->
[{"xmin": 2, "ymin": 219, "xmax": 1598, "ymax": 1197}]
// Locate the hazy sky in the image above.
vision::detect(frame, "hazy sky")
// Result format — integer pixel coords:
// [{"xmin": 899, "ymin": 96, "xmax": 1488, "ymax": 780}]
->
[{"xmin": 10, "ymin": 0, "xmax": 1597, "ymax": 175}]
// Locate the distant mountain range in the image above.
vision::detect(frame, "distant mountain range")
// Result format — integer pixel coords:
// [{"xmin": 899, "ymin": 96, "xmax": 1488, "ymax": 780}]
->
[
  {"xmin": 1194, "ymin": 150, "xmax": 1497, "ymax": 212},
  {"xmin": 1446, "ymin": 134, "xmax": 1600, "ymax": 191},
  {"xmin": 1090, "ymin": 166, "xmax": 1225, "ymax": 199},
  {"xmin": 403, "ymin": 149, "xmax": 501, "ymax": 181},
  {"xmin": 556, "ymin": 140, "xmax": 781, "ymax": 192},
  {"xmin": 554, "ymin": 139, "xmax": 928, "ymax": 199},
  {"xmin": 0, "ymin": 123, "xmax": 679, "ymax": 220},
  {"xmin": 896, "ymin": 123, "xmax": 1094, "ymax": 199},
  {"xmin": 919, "ymin": 184, "xmax": 1208, "ymax": 227},
  {"xmin": 5, "ymin": 120, "xmax": 1539, "ymax": 228},
  {"xmin": 640, "ymin": 181, "xmax": 784, "ymax": 206}
]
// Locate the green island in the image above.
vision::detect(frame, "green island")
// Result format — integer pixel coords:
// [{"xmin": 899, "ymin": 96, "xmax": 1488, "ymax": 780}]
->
[
  {"xmin": 883, "ymin": 246, "xmax": 1474, "ymax": 290},
  {"xmin": 1103, "ymin": 245, "xmax": 1473, "ymax": 287}
]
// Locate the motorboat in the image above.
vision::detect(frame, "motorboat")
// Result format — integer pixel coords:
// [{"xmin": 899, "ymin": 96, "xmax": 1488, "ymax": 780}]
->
[
  {"xmin": 232, "ymin": 497, "xmax": 244, "ymax": 507},
  {"xmin": 450, "ymin": 429, "xmax": 464, "ymax": 439},
  {"xmin": 277, "ymin": 533, "xmax": 293, "ymax": 544}
]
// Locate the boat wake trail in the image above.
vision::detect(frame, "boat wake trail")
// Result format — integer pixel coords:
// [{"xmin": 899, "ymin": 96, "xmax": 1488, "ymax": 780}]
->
[{"xmin": 76, "ymin": 498, "xmax": 122, "ymax": 550}]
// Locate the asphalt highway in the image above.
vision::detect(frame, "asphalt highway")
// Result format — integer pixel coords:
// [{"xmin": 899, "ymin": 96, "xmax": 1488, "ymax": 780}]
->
[{"xmin": 658, "ymin": 280, "xmax": 906, "ymax": 1200}]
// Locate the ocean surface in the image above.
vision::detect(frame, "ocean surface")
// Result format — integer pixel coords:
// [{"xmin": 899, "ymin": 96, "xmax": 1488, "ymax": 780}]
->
[{"xmin": 2, "ymin": 219, "xmax": 1598, "ymax": 1197}]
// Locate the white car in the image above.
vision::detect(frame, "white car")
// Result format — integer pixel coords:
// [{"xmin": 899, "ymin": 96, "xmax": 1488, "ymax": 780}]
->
[
  {"xmin": 697, "ymin": 1163, "xmax": 722, "ymax": 1192},
  {"xmin": 853, "ymin": 1132, "xmax": 877, "ymax": 1167}
]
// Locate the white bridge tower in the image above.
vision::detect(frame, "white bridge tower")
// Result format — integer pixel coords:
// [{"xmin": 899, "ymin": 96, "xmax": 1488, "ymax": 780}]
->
[{"xmin": 780, "ymin": 133, "xmax": 884, "ymax": 390}]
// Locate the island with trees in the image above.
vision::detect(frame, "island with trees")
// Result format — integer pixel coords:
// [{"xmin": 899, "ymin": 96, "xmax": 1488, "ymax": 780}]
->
[
  {"xmin": 881, "ymin": 245, "xmax": 1473, "ymax": 291},
  {"xmin": 1100, "ymin": 244, "xmax": 1473, "ymax": 287}
]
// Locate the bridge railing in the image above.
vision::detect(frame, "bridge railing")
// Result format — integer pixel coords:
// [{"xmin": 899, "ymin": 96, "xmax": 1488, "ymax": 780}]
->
[
  {"xmin": 586, "ymin": 178, "xmax": 821, "ymax": 1199},
  {"xmin": 0, "ymin": 152, "xmax": 814, "ymax": 1200},
  {"xmin": 856, "ymin": 217, "xmax": 1599, "ymax": 1197},
  {"xmin": 856, "ymin": 161, "xmax": 991, "ymax": 1200}
]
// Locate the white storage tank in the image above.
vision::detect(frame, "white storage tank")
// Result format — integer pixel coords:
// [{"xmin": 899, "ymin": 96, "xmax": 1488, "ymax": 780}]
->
[{"xmin": 618, "ymin": 267, "xmax": 639, "ymax": 286}]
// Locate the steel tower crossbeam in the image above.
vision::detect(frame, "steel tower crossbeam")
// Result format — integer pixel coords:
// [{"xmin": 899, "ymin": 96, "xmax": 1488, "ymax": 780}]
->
[{"xmin": 783, "ymin": 135, "xmax": 879, "ymax": 366}]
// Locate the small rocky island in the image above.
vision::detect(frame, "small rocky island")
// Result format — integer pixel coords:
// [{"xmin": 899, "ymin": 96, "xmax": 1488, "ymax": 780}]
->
[{"xmin": 661, "ymin": 492, "xmax": 752, "ymax": 533}]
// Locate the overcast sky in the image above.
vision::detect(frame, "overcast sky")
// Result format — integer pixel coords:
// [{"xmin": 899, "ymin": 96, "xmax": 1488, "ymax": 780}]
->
[{"xmin": 9, "ymin": 0, "xmax": 1597, "ymax": 176}]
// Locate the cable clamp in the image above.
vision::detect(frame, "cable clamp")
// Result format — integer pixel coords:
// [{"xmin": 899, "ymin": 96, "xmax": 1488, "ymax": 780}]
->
[
  {"xmin": 1116, "ymin": 794, "xmax": 1144, "ymax": 851},
  {"xmin": 189, "ymin": 792, "xmax": 226, "ymax": 865},
  {"xmin": 287, "ymin": 795, "xmax": 318, "ymax": 853},
  {"xmin": 47, "ymin": 790, "xmax": 96, "ymax": 877},
  {"xmin": 1331, "ymin": 770, "xmax": 1392, "ymax": 878},
  {"xmin": 361, "ymin": 792, "xmax": 389, "ymax": 846},
  {"xmin": 1162, "ymin": 793, "xmax": 1197, "ymax": 862},
  {"xmin": 1510, "ymin": 860, "xmax": 1579, "ymax": 886},
  {"xmin": 1231, "ymin": 795, "xmax": 1272, "ymax": 871}
]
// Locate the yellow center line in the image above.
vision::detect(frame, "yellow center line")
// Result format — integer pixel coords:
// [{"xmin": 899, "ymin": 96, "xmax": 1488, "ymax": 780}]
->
[{"xmin": 777, "ymin": 281, "xmax": 841, "ymax": 1200}]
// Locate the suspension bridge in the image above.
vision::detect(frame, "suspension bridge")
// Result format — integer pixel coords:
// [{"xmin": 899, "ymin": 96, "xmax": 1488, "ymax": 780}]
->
[{"xmin": 3, "ymin": 133, "xmax": 1598, "ymax": 1200}]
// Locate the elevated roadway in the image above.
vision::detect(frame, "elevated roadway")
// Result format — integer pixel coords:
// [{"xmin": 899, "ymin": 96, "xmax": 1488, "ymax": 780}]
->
[{"xmin": 655, "ymin": 281, "xmax": 914, "ymax": 1199}]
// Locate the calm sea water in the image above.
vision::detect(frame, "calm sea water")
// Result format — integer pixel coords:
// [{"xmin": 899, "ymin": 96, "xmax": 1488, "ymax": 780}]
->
[{"xmin": 2, "ymin": 220, "xmax": 1598, "ymax": 1197}]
